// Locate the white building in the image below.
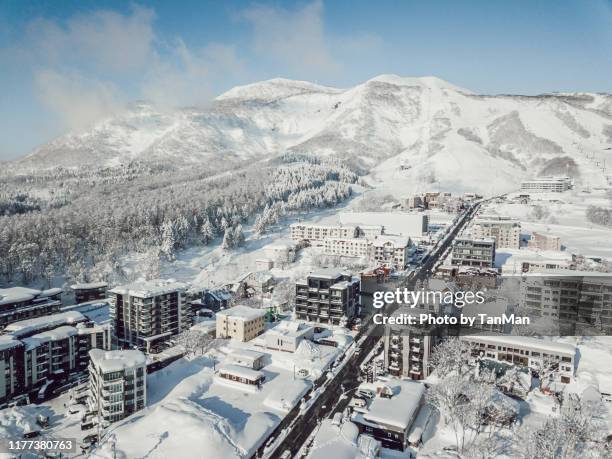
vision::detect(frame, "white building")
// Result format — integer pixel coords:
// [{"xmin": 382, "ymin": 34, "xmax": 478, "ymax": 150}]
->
[
  {"xmin": 460, "ymin": 335, "xmax": 576, "ymax": 384},
  {"xmin": 323, "ymin": 237, "xmax": 369, "ymax": 258},
  {"xmin": 369, "ymin": 235, "xmax": 412, "ymax": 268},
  {"xmin": 226, "ymin": 349, "xmax": 266, "ymax": 370},
  {"xmin": 469, "ymin": 216, "xmax": 521, "ymax": 249},
  {"xmin": 520, "ymin": 176, "xmax": 572, "ymax": 192},
  {"xmin": 339, "ymin": 212, "xmax": 428, "ymax": 237},
  {"xmin": 87, "ymin": 349, "xmax": 147, "ymax": 427},
  {"xmin": 290, "ymin": 223, "xmax": 358, "ymax": 243},
  {"xmin": 500, "ymin": 250, "xmax": 575, "ymax": 275},
  {"xmin": 528, "ymin": 232, "xmax": 561, "ymax": 251},
  {"xmin": 216, "ymin": 306, "xmax": 266, "ymax": 342},
  {"xmin": 262, "ymin": 321, "xmax": 314, "ymax": 352}
]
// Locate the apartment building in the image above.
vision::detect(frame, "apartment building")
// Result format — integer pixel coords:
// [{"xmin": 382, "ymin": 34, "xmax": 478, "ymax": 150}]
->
[
  {"xmin": 70, "ymin": 282, "xmax": 108, "ymax": 304},
  {"xmin": 460, "ymin": 335, "xmax": 576, "ymax": 384},
  {"xmin": 0, "ymin": 287, "xmax": 63, "ymax": 329},
  {"xmin": 520, "ymin": 272, "xmax": 612, "ymax": 334},
  {"xmin": 0, "ymin": 312, "xmax": 111, "ymax": 406},
  {"xmin": 295, "ymin": 269, "xmax": 360, "ymax": 326},
  {"xmin": 216, "ymin": 305, "xmax": 266, "ymax": 341},
  {"xmin": 384, "ymin": 318, "xmax": 438, "ymax": 381},
  {"xmin": 451, "ymin": 238, "xmax": 496, "ymax": 268},
  {"xmin": 290, "ymin": 223, "xmax": 358, "ymax": 243},
  {"xmin": 87, "ymin": 349, "xmax": 146, "ymax": 427},
  {"xmin": 520, "ymin": 176, "xmax": 572, "ymax": 192},
  {"xmin": 323, "ymin": 237, "xmax": 369, "ymax": 258},
  {"xmin": 369, "ymin": 235, "xmax": 412, "ymax": 269},
  {"xmin": 469, "ymin": 216, "xmax": 521, "ymax": 249},
  {"xmin": 528, "ymin": 232, "xmax": 561, "ymax": 251},
  {"xmin": 109, "ymin": 279, "xmax": 191, "ymax": 351}
]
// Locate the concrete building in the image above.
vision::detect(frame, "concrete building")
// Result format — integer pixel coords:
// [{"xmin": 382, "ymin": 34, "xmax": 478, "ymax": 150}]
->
[
  {"xmin": 0, "ymin": 312, "xmax": 110, "ymax": 406},
  {"xmin": 369, "ymin": 235, "xmax": 412, "ymax": 269},
  {"xmin": 469, "ymin": 216, "xmax": 521, "ymax": 249},
  {"xmin": 255, "ymin": 258, "xmax": 274, "ymax": 271},
  {"xmin": 262, "ymin": 321, "xmax": 314, "ymax": 352},
  {"xmin": 70, "ymin": 282, "xmax": 108, "ymax": 304},
  {"xmin": 87, "ymin": 349, "xmax": 146, "ymax": 427},
  {"xmin": 0, "ymin": 287, "xmax": 63, "ymax": 329},
  {"xmin": 339, "ymin": 213, "xmax": 428, "ymax": 237},
  {"xmin": 109, "ymin": 279, "xmax": 191, "ymax": 351},
  {"xmin": 500, "ymin": 250, "xmax": 575, "ymax": 275},
  {"xmin": 295, "ymin": 269, "xmax": 360, "ymax": 326},
  {"xmin": 451, "ymin": 238, "xmax": 496, "ymax": 268},
  {"xmin": 323, "ymin": 237, "xmax": 369, "ymax": 259},
  {"xmin": 216, "ymin": 306, "xmax": 266, "ymax": 342},
  {"xmin": 520, "ymin": 176, "xmax": 572, "ymax": 192},
  {"xmin": 528, "ymin": 232, "xmax": 561, "ymax": 251},
  {"xmin": 460, "ymin": 335, "xmax": 576, "ymax": 384},
  {"xmin": 290, "ymin": 223, "xmax": 358, "ymax": 243}
]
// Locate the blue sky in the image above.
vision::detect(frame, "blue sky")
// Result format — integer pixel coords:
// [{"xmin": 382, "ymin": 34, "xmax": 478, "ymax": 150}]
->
[{"xmin": 1, "ymin": 0, "xmax": 612, "ymax": 160}]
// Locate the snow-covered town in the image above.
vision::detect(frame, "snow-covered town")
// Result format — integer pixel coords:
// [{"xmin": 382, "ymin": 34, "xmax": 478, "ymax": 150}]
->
[{"xmin": 2, "ymin": 2, "xmax": 612, "ymax": 458}]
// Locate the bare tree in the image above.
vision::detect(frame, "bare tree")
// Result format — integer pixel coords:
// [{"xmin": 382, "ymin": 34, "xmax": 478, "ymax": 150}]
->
[{"xmin": 176, "ymin": 329, "xmax": 220, "ymax": 357}]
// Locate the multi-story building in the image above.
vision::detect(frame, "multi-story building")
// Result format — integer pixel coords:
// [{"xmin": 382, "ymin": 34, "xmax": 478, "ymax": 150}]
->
[
  {"xmin": 369, "ymin": 235, "xmax": 412, "ymax": 269},
  {"xmin": 520, "ymin": 271, "xmax": 612, "ymax": 334},
  {"xmin": 216, "ymin": 306, "xmax": 266, "ymax": 342},
  {"xmin": 0, "ymin": 287, "xmax": 63, "ymax": 329},
  {"xmin": 70, "ymin": 282, "xmax": 108, "ymax": 304},
  {"xmin": 290, "ymin": 223, "xmax": 358, "ymax": 243},
  {"xmin": 0, "ymin": 312, "xmax": 110, "ymax": 406},
  {"xmin": 357, "ymin": 225, "xmax": 385, "ymax": 238},
  {"xmin": 404, "ymin": 196, "xmax": 423, "ymax": 209},
  {"xmin": 528, "ymin": 232, "xmax": 561, "ymax": 251},
  {"xmin": 323, "ymin": 237, "xmax": 369, "ymax": 259},
  {"xmin": 87, "ymin": 349, "xmax": 146, "ymax": 427},
  {"xmin": 500, "ymin": 251, "xmax": 575, "ymax": 275},
  {"xmin": 469, "ymin": 216, "xmax": 521, "ymax": 249},
  {"xmin": 460, "ymin": 335, "xmax": 576, "ymax": 384},
  {"xmin": 295, "ymin": 269, "xmax": 360, "ymax": 326},
  {"xmin": 520, "ymin": 176, "xmax": 572, "ymax": 193},
  {"xmin": 451, "ymin": 238, "xmax": 496, "ymax": 268},
  {"xmin": 109, "ymin": 279, "xmax": 191, "ymax": 351}
]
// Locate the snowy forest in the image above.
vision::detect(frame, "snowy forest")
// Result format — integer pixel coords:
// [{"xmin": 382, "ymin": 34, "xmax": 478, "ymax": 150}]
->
[{"xmin": 0, "ymin": 154, "xmax": 358, "ymax": 286}]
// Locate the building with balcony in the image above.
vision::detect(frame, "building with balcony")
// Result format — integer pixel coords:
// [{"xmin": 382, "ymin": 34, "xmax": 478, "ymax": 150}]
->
[
  {"xmin": 369, "ymin": 235, "xmax": 412, "ymax": 269},
  {"xmin": 290, "ymin": 223, "xmax": 358, "ymax": 244},
  {"xmin": 295, "ymin": 269, "xmax": 360, "ymax": 326},
  {"xmin": 70, "ymin": 282, "xmax": 108, "ymax": 304},
  {"xmin": 87, "ymin": 349, "xmax": 147, "ymax": 427},
  {"xmin": 0, "ymin": 311, "xmax": 110, "ymax": 406},
  {"xmin": 216, "ymin": 305, "xmax": 266, "ymax": 342},
  {"xmin": 109, "ymin": 279, "xmax": 191, "ymax": 351},
  {"xmin": 520, "ymin": 176, "xmax": 572, "ymax": 193},
  {"xmin": 451, "ymin": 238, "xmax": 496, "ymax": 268},
  {"xmin": 0, "ymin": 287, "xmax": 63, "ymax": 329},
  {"xmin": 469, "ymin": 216, "xmax": 521, "ymax": 249}
]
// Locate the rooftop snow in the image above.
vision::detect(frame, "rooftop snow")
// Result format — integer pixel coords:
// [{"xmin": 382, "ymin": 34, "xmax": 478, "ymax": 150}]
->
[
  {"xmin": 89, "ymin": 349, "xmax": 146, "ymax": 372},
  {"xmin": 352, "ymin": 379, "xmax": 426, "ymax": 430},
  {"xmin": 217, "ymin": 305, "xmax": 266, "ymax": 320},
  {"xmin": 461, "ymin": 335, "xmax": 576, "ymax": 356},
  {"xmin": 70, "ymin": 282, "xmax": 108, "ymax": 290},
  {"xmin": 23, "ymin": 326, "xmax": 78, "ymax": 349},
  {"xmin": 217, "ymin": 364, "xmax": 265, "ymax": 381},
  {"xmin": 110, "ymin": 278, "xmax": 189, "ymax": 298},
  {"xmin": 3, "ymin": 311, "xmax": 86, "ymax": 338},
  {"xmin": 0, "ymin": 286, "xmax": 62, "ymax": 306},
  {"xmin": 0, "ymin": 335, "xmax": 21, "ymax": 351}
]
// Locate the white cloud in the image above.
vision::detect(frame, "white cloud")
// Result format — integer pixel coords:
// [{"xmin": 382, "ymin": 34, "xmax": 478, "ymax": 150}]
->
[
  {"xmin": 34, "ymin": 70, "xmax": 124, "ymax": 131},
  {"xmin": 239, "ymin": 0, "xmax": 341, "ymax": 79}
]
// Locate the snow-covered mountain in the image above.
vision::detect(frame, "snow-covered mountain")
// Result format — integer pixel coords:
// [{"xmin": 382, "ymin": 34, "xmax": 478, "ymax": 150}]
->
[{"xmin": 16, "ymin": 75, "xmax": 612, "ymax": 194}]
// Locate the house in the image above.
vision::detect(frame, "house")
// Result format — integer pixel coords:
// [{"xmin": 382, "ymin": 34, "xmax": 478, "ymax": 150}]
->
[
  {"xmin": 246, "ymin": 271, "xmax": 276, "ymax": 293},
  {"xmin": 226, "ymin": 349, "xmax": 266, "ymax": 370},
  {"xmin": 255, "ymin": 258, "xmax": 274, "ymax": 271},
  {"xmin": 262, "ymin": 321, "xmax": 314, "ymax": 352},
  {"xmin": 216, "ymin": 305, "xmax": 266, "ymax": 342},
  {"xmin": 217, "ymin": 364, "xmax": 265, "ymax": 388},
  {"xmin": 350, "ymin": 379, "xmax": 426, "ymax": 451}
]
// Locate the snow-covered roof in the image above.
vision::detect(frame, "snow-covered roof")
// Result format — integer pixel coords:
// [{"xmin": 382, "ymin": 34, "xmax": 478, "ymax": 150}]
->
[
  {"xmin": 110, "ymin": 278, "xmax": 189, "ymax": 298},
  {"xmin": 461, "ymin": 335, "xmax": 576, "ymax": 357},
  {"xmin": 267, "ymin": 320, "xmax": 313, "ymax": 338},
  {"xmin": 228, "ymin": 349, "xmax": 265, "ymax": 363},
  {"xmin": 369, "ymin": 234, "xmax": 411, "ymax": 248},
  {"xmin": 249, "ymin": 271, "xmax": 274, "ymax": 283},
  {"xmin": 218, "ymin": 364, "xmax": 264, "ymax": 381},
  {"xmin": 0, "ymin": 335, "xmax": 22, "ymax": 351},
  {"xmin": 89, "ymin": 349, "xmax": 146, "ymax": 373},
  {"xmin": 0, "ymin": 286, "xmax": 63, "ymax": 306},
  {"xmin": 217, "ymin": 305, "xmax": 266, "ymax": 320},
  {"xmin": 309, "ymin": 268, "xmax": 344, "ymax": 280},
  {"xmin": 3, "ymin": 311, "xmax": 86, "ymax": 338},
  {"xmin": 70, "ymin": 282, "xmax": 108, "ymax": 290},
  {"xmin": 23, "ymin": 326, "xmax": 78, "ymax": 349},
  {"xmin": 308, "ymin": 419, "xmax": 364, "ymax": 459},
  {"xmin": 352, "ymin": 380, "xmax": 426, "ymax": 430}
]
